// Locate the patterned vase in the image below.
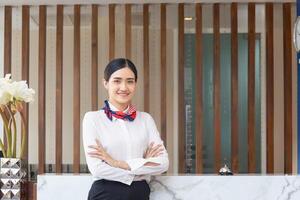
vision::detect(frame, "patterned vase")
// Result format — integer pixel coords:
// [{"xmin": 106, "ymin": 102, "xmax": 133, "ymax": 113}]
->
[{"xmin": 0, "ymin": 158, "xmax": 24, "ymax": 200}]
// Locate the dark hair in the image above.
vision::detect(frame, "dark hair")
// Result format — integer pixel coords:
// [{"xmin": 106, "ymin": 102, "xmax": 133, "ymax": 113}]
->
[{"xmin": 104, "ymin": 58, "xmax": 138, "ymax": 81}]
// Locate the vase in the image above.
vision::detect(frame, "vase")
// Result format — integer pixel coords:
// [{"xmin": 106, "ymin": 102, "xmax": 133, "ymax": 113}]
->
[{"xmin": 0, "ymin": 158, "xmax": 24, "ymax": 200}]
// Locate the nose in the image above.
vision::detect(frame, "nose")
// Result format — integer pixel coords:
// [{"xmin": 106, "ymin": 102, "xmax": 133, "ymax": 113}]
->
[{"xmin": 120, "ymin": 81, "xmax": 128, "ymax": 90}]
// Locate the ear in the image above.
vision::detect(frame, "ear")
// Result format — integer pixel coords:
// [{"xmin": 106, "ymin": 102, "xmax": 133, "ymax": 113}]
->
[{"xmin": 103, "ymin": 78, "xmax": 108, "ymax": 90}]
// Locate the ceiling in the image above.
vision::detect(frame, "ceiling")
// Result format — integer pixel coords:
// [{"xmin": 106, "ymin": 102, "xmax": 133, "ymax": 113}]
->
[{"xmin": 0, "ymin": 0, "xmax": 296, "ymax": 6}]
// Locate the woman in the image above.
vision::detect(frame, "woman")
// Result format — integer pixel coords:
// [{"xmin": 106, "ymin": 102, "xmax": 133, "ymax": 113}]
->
[{"xmin": 83, "ymin": 58, "xmax": 169, "ymax": 200}]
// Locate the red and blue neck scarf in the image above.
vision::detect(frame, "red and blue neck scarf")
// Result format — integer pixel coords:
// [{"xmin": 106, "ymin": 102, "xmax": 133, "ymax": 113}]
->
[{"xmin": 103, "ymin": 100, "xmax": 136, "ymax": 121}]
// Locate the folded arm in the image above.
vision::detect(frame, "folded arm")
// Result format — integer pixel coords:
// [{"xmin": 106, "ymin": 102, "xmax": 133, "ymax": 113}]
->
[{"xmin": 82, "ymin": 113, "xmax": 135, "ymax": 185}]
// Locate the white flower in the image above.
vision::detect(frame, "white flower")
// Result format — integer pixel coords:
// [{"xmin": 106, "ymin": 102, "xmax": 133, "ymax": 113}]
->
[
  {"xmin": 0, "ymin": 74, "xmax": 35, "ymax": 105},
  {"xmin": 0, "ymin": 74, "xmax": 13, "ymax": 105},
  {"xmin": 9, "ymin": 81, "xmax": 35, "ymax": 103},
  {"xmin": 0, "ymin": 90, "xmax": 11, "ymax": 105}
]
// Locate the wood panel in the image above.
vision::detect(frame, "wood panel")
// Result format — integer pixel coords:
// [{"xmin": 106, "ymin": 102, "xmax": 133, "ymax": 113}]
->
[
  {"xmin": 21, "ymin": 7, "xmax": 30, "ymax": 199},
  {"xmin": 283, "ymin": 3, "xmax": 293, "ymax": 174},
  {"xmin": 38, "ymin": 5, "xmax": 46, "ymax": 175},
  {"xmin": 21, "ymin": 5, "xmax": 30, "ymax": 162},
  {"xmin": 4, "ymin": 6, "xmax": 12, "ymax": 75},
  {"xmin": 160, "ymin": 4, "xmax": 167, "ymax": 145},
  {"xmin": 109, "ymin": 4, "xmax": 115, "ymax": 61},
  {"xmin": 73, "ymin": 5, "xmax": 81, "ymax": 174},
  {"xmin": 195, "ymin": 3, "xmax": 203, "ymax": 173},
  {"xmin": 248, "ymin": 2, "xmax": 256, "ymax": 173},
  {"xmin": 231, "ymin": 2, "xmax": 239, "ymax": 173},
  {"xmin": 266, "ymin": 2, "xmax": 274, "ymax": 174},
  {"xmin": 91, "ymin": 5, "xmax": 98, "ymax": 111},
  {"xmin": 56, "ymin": 5, "xmax": 63, "ymax": 173},
  {"xmin": 28, "ymin": 181, "xmax": 37, "ymax": 200},
  {"xmin": 178, "ymin": 3, "xmax": 185, "ymax": 173},
  {"xmin": 3, "ymin": 6, "xmax": 12, "ymax": 150},
  {"xmin": 213, "ymin": 3, "xmax": 221, "ymax": 173},
  {"xmin": 125, "ymin": 4, "xmax": 131, "ymax": 59},
  {"xmin": 143, "ymin": 4, "xmax": 150, "ymax": 113}
]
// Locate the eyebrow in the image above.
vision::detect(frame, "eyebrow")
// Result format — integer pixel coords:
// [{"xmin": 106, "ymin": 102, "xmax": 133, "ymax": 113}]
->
[{"xmin": 112, "ymin": 77, "xmax": 135, "ymax": 80}]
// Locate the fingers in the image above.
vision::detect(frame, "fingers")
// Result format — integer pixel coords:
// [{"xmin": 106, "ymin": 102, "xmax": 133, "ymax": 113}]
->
[
  {"xmin": 145, "ymin": 143, "xmax": 165, "ymax": 158},
  {"xmin": 95, "ymin": 139, "xmax": 103, "ymax": 148},
  {"xmin": 149, "ymin": 145, "xmax": 164, "ymax": 157},
  {"xmin": 88, "ymin": 145, "xmax": 102, "ymax": 151},
  {"xmin": 88, "ymin": 151, "xmax": 105, "ymax": 160}
]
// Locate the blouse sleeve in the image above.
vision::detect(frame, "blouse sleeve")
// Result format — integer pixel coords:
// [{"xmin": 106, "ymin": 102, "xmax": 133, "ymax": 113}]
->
[
  {"xmin": 126, "ymin": 113, "xmax": 169, "ymax": 175},
  {"xmin": 82, "ymin": 112, "xmax": 135, "ymax": 185}
]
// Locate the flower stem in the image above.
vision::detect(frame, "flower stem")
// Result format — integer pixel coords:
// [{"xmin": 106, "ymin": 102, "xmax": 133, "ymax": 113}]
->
[
  {"xmin": 19, "ymin": 111, "xmax": 26, "ymax": 159},
  {"xmin": 0, "ymin": 110, "xmax": 10, "ymax": 158}
]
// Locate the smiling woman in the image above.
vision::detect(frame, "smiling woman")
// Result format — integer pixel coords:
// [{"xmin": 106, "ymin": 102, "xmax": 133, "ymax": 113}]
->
[{"xmin": 82, "ymin": 58, "xmax": 169, "ymax": 200}]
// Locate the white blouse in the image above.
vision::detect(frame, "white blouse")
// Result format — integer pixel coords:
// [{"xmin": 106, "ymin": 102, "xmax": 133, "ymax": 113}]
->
[{"xmin": 82, "ymin": 103, "xmax": 169, "ymax": 185}]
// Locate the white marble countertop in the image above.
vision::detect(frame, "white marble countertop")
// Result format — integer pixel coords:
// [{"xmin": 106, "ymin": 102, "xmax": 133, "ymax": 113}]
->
[{"xmin": 37, "ymin": 174, "xmax": 300, "ymax": 200}]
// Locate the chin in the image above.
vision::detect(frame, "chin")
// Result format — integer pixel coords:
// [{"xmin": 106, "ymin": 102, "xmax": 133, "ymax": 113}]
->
[{"xmin": 115, "ymin": 97, "xmax": 131, "ymax": 104}]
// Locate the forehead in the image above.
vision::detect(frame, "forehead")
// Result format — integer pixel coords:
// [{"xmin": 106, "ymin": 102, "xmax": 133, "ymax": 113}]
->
[{"xmin": 110, "ymin": 67, "xmax": 135, "ymax": 79}]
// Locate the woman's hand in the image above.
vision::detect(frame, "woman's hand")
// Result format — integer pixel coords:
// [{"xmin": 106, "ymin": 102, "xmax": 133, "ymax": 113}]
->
[
  {"xmin": 144, "ymin": 142, "xmax": 164, "ymax": 159},
  {"xmin": 88, "ymin": 139, "xmax": 116, "ymax": 166},
  {"xmin": 88, "ymin": 139, "xmax": 131, "ymax": 170}
]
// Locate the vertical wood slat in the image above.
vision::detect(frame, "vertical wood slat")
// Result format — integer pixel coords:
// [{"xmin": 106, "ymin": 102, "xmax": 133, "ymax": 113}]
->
[
  {"xmin": 21, "ymin": 5, "xmax": 30, "ymax": 162},
  {"xmin": 91, "ymin": 5, "xmax": 98, "ymax": 111},
  {"xmin": 125, "ymin": 4, "xmax": 131, "ymax": 59},
  {"xmin": 178, "ymin": 3, "xmax": 185, "ymax": 173},
  {"xmin": 231, "ymin": 2, "xmax": 239, "ymax": 173},
  {"xmin": 4, "ymin": 6, "xmax": 12, "ymax": 75},
  {"xmin": 283, "ymin": 3, "xmax": 293, "ymax": 174},
  {"xmin": 21, "ymin": 9, "xmax": 30, "ymax": 198},
  {"xmin": 160, "ymin": 4, "xmax": 167, "ymax": 145},
  {"xmin": 109, "ymin": 4, "xmax": 115, "ymax": 61},
  {"xmin": 38, "ymin": 5, "xmax": 46, "ymax": 175},
  {"xmin": 73, "ymin": 5, "xmax": 81, "ymax": 173},
  {"xmin": 143, "ymin": 4, "xmax": 150, "ymax": 113},
  {"xmin": 56, "ymin": 5, "xmax": 63, "ymax": 173},
  {"xmin": 195, "ymin": 3, "xmax": 203, "ymax": 173},
  {"xmin": 3, "ymin": 6, "xmax": 12, "ymax": 150},
  {"xmin": 248, "ymin": 2, "xmax": 256, "ymax": 173},
  {"xmin": 266, "ymin": 3, "xmax": 274, "ymax": 174},
  {"xmin": 213, "ymin": 3, "xmax": 221, "ymax": 173}
]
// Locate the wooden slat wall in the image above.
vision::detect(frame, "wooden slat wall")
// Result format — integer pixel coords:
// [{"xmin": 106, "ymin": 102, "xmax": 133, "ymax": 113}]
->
[
  {"xmin": 178, "ymin": 3, "xmax": 185, "ymax": 173},
  {"xmin": 109, "ymin": 4, "xmax": 115, "ymax": 61},
  {"xmin": 283, "ymin": 3, "xmax": 293, "ymax": 174},
  {"xmin": 21, "ymin": 5, "xmax": 30, "ymax": 161},
  {"xmin": 0, "ymin": 4, "xmax": 296, "ymax": 189},
  {"xmin": 38, "ymin": 5, "xmax": 46, "ymax": 175},
  {"xmin": 195, "ymin": 3, "xmax": 203, "ymax": 174},
  {"xmin": 213, "ymin": 3, "xmax": 221, "ymax": 173},
  {"xmin": 231, "ymin": 2, "xmax": 239, "ymax": 173},
  {"xmin": 143, "ymin": 4, "xmax": 150, "ymax": 113},
  {"xmin": 160, "ymin": 4, "xmax": 167, "ymax": 145},
  {"xmin": 56, "ymin": 5, "xmax": 63, "ymax": 173},
  {"xmin": 248, "ymin": 2, "xmax": 256, "ymax": 173},
  {"xmin": 91, "ymin": 5, "xmax": 98, "ymax": 111},
  {"xmin": 73, "ymin": 5, "xmax": 81, "ymax": 173},
  {"xmin": 125, "ymin": 4, "xmax": 131, "ymax": 59},
  {"xmin": 266, "ymin": 3, "xmax": 274, "ymax": 173},
  {"xmin": 4, "ymin": 6, "xmax": 11, "ymax": 75}
]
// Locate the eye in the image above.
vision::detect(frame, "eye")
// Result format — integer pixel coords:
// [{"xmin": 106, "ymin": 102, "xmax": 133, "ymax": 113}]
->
[
  {"xmin": 127, "ymin": 80, "xmax": 135, "ymax": 84},
  {"xmin": 113, "ymin": 80, "xmax": 121, "ymax": 83}
]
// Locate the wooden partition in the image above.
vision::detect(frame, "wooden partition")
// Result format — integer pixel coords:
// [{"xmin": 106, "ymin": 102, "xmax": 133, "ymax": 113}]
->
[{"xmin": 0, "ymin": 4, "xmax": 296, "ymax": 198}]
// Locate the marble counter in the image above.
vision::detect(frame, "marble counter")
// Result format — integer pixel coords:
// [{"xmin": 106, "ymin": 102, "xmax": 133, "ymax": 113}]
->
[{"xmin": 37, "ymin": 174, "xmax": 300, "ymax": 200}]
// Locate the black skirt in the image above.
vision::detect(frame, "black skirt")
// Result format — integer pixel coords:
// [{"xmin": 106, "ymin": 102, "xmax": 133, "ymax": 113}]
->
[{"xmin": 88, "ymin": 179, "xmax": 150, "ymax": 200}]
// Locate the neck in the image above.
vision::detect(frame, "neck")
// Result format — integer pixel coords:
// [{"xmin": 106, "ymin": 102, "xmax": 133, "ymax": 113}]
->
[{"xmin": 108, "ymin": 99, "xmax": 129, "ymax": 111}]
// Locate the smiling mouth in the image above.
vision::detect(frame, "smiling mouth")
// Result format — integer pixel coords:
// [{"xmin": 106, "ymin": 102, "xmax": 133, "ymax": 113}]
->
[{"xmin": 117, "ymin": 93, "xmax": 130, "ymax": 96}]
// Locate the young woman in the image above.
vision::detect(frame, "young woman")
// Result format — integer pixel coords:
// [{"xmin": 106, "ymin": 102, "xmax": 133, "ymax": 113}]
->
[{"xmin": 83, "ymin": 58, "xmax": 169, "ymax": 200}]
